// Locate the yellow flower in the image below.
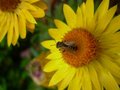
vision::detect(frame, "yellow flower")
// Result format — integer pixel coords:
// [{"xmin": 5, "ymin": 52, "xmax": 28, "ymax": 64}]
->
[
  {"xmin": 42, "ymin": 0, "xmax": 120, "ymax": 90},
  {"xmin": 27, "ymin": 52, "xmax": 53, "ymax": 87},
  {"xmin": 0, "ymin": 0, "xmax": 47, "ymax": 46}
]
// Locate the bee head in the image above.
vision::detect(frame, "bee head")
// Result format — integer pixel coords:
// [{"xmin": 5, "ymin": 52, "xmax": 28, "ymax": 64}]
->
[{"xmin": 56, "ymin": 41, "xmax": 64, "ymax": 48}]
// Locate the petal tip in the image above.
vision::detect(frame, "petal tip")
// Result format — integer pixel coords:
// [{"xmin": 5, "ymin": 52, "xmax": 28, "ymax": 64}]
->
[{"xmin": 63, "ymin": 4, "xmax": 70, "ymax": 11}]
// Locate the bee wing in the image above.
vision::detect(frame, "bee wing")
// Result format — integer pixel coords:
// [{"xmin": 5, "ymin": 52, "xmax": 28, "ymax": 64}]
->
[{"xmin": 64, "ymin": 41, "xmax": 76, "ymax": 46}]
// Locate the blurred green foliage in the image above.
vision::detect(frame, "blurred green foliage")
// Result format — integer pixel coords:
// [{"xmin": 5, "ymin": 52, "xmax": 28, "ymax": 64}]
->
[{"xmin": 0, "ymin": 0, "xmax": 105, "ymax": 90}]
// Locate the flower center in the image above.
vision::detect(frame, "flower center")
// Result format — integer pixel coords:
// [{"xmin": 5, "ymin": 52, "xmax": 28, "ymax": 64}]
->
[
  {"xmin": 62, "ymin": 29, "xmax": 98, "ymax": 67},
  {"xmin": 0, "ymin": 0, "xmax": 20, "ymax": 12}
]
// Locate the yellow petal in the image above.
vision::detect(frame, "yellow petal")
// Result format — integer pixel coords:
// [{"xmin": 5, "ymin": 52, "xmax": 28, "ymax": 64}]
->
[
  {"xmin": 76, "ymin": 6, "xmax": 83, "ymax": 28},
  {"xmin": 0, "ymin": 13, "xmax": 10, "ymax": 42},
  {"xmin": 58, "ymin": 67, "xmax": 76, "ymax": 90},
  {"xmin": 41, "ymin": 40, "xmax": 56, "ymax": 49},
  {"xmin": 92, "ymin": 61, "xmax": 119, "ymax": 90},
  {"xmin": 88, "ymin": 63, "xmax": 101, "ymax": 90},
  {"xmin": 100, "ymin": 33, "xmax": 120, "ymax": 45},
  {"xmin": 63, "ymin": 4, "xmax": 76, "ymax": 28},
  {"xmin": 95, "ymin": 0, "xmax": 109, "ymax": 20},
  {"xmin": 105, "ymin": 15, "xmax": 120, "ymax": 34},
  {"xmin": 99, "ymin": 33, "xmax": 120, "ymax": 48},
  {"xmin": 82, "ymin": 67, "xmax": 92, "ymax": 90},
  {"xmin": 18, "ymin": 11, "xmax": 26, "ymax": 39},
  {"xmin": 99, "ymin": 55, "xmax": 120, "ymax": 79},
  {"xmin": 86, "ymin": 0, "xmax": 94, "ymax": 24},
  {"xmin": 12, "ymin": 14, "xmax": 19, "ymax": 45},
  {"xmin": 22, "ymin": 9, "xmax": 36, "ymax": 24},
  {"xmin": 54, "ymin": 19, "xmax": 71, "ymax": 33},
  {"xmin": 99, "ymin": 33, "xmax": 120, "ymax": 54},
  {"xmin": 85, "ymin": 0, "xmax": 96, "ymax": 32},
  {"xmin": 101, "ymin": 70, "xmax": 119, "ymax": 90},
  {"xmin": 0, "ymin": 13, "xmax": 7, "ymax": 32},
  {"xmin": 80, "ymin": 3, "xmax": 86, "ymax": 28},
  {"xmin": 46, "ymin": 52, "xmax": 61, "ymax": 59},
  {"xmin": 30, "ymin": 6, "xmax": 45, "ymax": 18},
  {"xmin": 20, "ymin": 2, "xmax": 37, "ymax": 11},
  {"xmin": 68, "ymin": 68, "xmax": 83, "ymax": 90},
  {"xmin": 26, "ymin": 22, "xmax": 35, "ymax": 33},
  {"xmin": 0, "ymin": 13, "xmax": 6, "ymax": 23},
  {"xmin": 7, "ymin": 13, "xmax": 14, "ymax": 46},
  {"xmin": 7, "ymin": 27, "xmax": 13, "ymax": 46},
  {"xmin": 95, "ymin": 5, "xmax": 117, "ymax": 34},
  {"xmin": 49, "ymin": 65, "xmax": 69, "ymax": 86},
  {"xmin": 44, "ymin": 59, "xmax": 62, "ymax": 72},
  {"xmin": 33, "ymin": 1, "xmax": 47, "ymax": 10},
  {"xmin": 48, "ymin": 28, "xmax": 63, "ymax": 41}
]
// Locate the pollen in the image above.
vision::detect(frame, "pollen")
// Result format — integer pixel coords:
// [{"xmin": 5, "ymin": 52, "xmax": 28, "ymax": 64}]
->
[
  {"xmin": 62, "ymin": 29, "xmax": 98, "ymax": 67},
  {"xmin": 0, "ymin": 0, "xmax": 20, "ymax": 12}
]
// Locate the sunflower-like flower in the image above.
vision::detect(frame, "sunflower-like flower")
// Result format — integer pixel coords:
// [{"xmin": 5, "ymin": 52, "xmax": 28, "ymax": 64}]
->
[
  {"xmin": 0, "ymin": 0, "xmax": 47, "ymax": 46},
  {"xmin": 27, "ymin": 52, "xmax": 53, "ymax": 87},
  {"xmin": 42, "ymin": 0, "xmax": 120, "ymax": 90}
]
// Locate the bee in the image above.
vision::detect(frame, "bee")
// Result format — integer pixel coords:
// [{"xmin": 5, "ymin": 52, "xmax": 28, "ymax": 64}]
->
[{"xmin": 56, "ymin": 41, "xmax": 78, "ymax": 52}]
